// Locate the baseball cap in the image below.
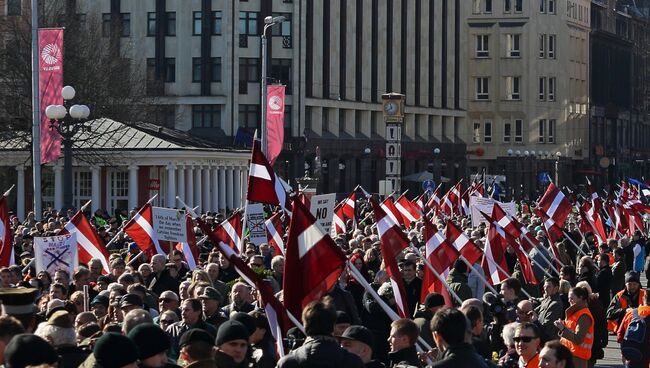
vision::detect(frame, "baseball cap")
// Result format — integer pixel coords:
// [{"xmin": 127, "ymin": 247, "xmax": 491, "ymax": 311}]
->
[{"xmin": 338, "ymin": 325, "xmax": 375, "ymax": 351}]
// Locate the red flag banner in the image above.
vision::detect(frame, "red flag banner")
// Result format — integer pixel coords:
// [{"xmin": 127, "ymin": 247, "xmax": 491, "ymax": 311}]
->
[
  {"xmin": 39, "ymin": 28, "xmax": 64, "ymax": 164},
  {"xmin": 266, "ymin": 85, "xmax": 285, "ymax": 166}
]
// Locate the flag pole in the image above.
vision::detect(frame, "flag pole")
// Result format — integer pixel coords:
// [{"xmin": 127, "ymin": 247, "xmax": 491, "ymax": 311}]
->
[
  {"xmin": 2, "ymin": 185, "xmax": 15, "ymax": 198},
  {"xmin": 407, "ymin": 245, "xmax": 463, "ymax": 306},
  {"xmin": 459, "ymin": 256, "xmax": 498, "ymax": 294},
  {"xmin": 107, "ymin": 194, "xmax": 159, "ymax": 264},
  {"xmin": 562, "ymin": 230, "xmax": 589, "ymax": 257}
]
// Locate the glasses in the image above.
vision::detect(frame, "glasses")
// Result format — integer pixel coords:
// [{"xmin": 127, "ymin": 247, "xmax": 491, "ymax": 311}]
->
[{"xmin": 513, "ymin": 336, "xmax": 535, "ymax": 343}]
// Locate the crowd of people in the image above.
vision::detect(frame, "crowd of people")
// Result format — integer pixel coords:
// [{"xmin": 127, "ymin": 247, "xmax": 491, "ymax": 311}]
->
[{"xmin": 0, "ymin": 194, "xmax": 649, "ymax": 368}]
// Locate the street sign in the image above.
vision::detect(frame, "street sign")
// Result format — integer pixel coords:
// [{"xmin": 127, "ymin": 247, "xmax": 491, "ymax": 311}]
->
[
  {"xmin": 422, "ymin": 180, "xmax": 435, "ymax": 192},
  {"xmin": 386, "ymin": 143, "xmax": 401, "ymax": 158},
  {"xmin": 386, "ymin": 159, "xmax": 401, "ymax": 175},
  {"xmin": 386, "ymin": 125, "xmax": 402, "ymax": 141}
]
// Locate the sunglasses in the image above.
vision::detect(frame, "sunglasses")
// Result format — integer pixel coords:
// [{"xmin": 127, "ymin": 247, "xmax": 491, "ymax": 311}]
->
[{"xmin": 514, "ymin": 336, "xmax": 535, "ymax": 343}]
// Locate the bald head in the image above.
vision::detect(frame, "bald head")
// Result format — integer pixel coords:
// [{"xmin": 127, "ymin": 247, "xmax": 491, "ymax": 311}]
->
[{"xmin": 517, "ymin": 300, "xmax": 533, "ymax": 322}]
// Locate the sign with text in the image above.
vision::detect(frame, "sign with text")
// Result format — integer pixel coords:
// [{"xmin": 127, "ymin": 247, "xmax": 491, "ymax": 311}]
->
[
  {"xmin": 152, "ymin": 207, "xmax": 188, "ymax": 243},
  {"xmin": 469, "ymin": 197, "xmax": 517, "ymax": 227},
  {"xmin": 310, "ymin": 193, "xmax": 336, "ymax": 234},
  {"xmin": 246, "ymin": 203, "xmax": 267, "ymax": 246},
  {"xmin": 34, "ymin": 234, "xmax": 78, "ymax": 276}
]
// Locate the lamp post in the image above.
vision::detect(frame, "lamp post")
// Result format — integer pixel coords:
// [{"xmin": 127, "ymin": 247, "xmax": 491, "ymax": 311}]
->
[
  {"xmin": 506, "ymin": 149, "xmax": 514, "ymax": 199},
  {"xmin": 45, "ymin": 86, "xmax": 91, "ymax": 212},
  {"xmin": 260, "ymin": 15, "xmax": 287, "ymax": 156},
  {"xmin": 555, "ymin": 151, "xmax": 562, "ymax": 186},
  {"xmin": 433, "ymin": 147, "xmax": 441, "ymax": 187}
]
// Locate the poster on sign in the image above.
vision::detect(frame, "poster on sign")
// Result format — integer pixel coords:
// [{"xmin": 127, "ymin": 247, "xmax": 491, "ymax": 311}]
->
[
  {"xmin": 470, "ymin": 197, "xmax": 517, "ymax": 227},
  {"xmin": 152, "ymin": 207, "xmax": 188, "ymax": 243},
  {"xmin": 310, "ymin": 193, "xmax": 336, "ymax": 234},
  {"xmin": 34, "ymin": 234, "xmax": 78, "ymax": 276},
  {"xmin": 247, "ymin": 203, "xmax": 267, "ymax": 246}
]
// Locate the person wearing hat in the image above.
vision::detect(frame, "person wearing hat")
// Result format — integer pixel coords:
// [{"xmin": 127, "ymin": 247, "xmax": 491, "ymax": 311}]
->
[
  {"xmin": 334, "ymin": 311, "xmax": 353, "ymax": 336},
  {"xmin": 198, "ymin": 287, "xmax": 226, "ymax": 328},
  {"xmin": 95, "ymin": 275, "xmax": 112, "ymax": 292},
  {"xmin": 339, "ymin": 325, "xmax": 385, "ymax": 368},
  {"xmin": 413, "ymin": 292, "xmax": 446, "ymax": 348},
  {"xmin": 120, "ymin": 293, "xmax": 144, "ymax": 315},
  {"xmin": 4, "ymin": 333, "xmax": 59, "ymax": 368},
  {"xmin": 36, "ymin": 309, "xmax": 91, "ymax": 366},
  {"xmin": 214, "ymin": 320, "xmax": 250, "ymax": 367},
  {"xmin": 91, "ymin": 294, "xmax": 110, "ymax": 319},
  {"xmin": 90, "ymin": 332, "xmax": 139, "ymax": 368},
  {"xmin": 166, "ymin": 298, "xmax": 217, "ymax": 361},
  {"xmin": 606, "ymin": 271, "xmax": 646, "ymax": 333},
  {"xmin": 178, "ymin": 328, "xmax": 216, "ymax": 367},
  {"xmin": 0, "ymin": 288, "xmax": 38, "ymax": 332},
  {"xmin": 128, "ymin": 323, "xmax": 177, "ymax": 367}
]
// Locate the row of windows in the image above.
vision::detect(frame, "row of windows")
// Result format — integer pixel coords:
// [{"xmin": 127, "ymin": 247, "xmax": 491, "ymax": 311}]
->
[
  {"xmin": 472, "ymin": 0, "xmax": 555, "ymax": 14},
  {"xmin": 474, "ymin": 76, "xmax": 556, "ymax": 101},
  {"xmin": 474, "ymin": 34, "xmax": 556, "ymax": 59},
  {"xmin": 473, "ymin": 119, "xmax": 555, "ymax": 144},
  {"xmin": 102, "ymin": 11, "xmax": 291, "ymax": 38},
  {"xmin": 190, "ymin": 104, "xmax": 292, "ymax": 129}
]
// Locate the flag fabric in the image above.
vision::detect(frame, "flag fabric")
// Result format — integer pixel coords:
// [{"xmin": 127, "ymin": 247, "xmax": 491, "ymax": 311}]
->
[
  {"xmin": 266, "ymin": 85, "xmax": 286, "ymax": 166},
  {"xmin": 460, "ymin": 188, "xmax": 471, "ymax": 217},
  {"xmin": 370, "ymin": 197, "xmax": 411, "ymax": 318},
  {"xmin": 61, "ymin": 211, "xmax": 111, "ymax": 274},
  {"xmin": 213, "ymin": 211, "xmax": 243, "ymax": 254},
  {"xmin": 0, "ymin": 197, "xmax": 13, "ymax": 267},
  {"xmin": 283, "ymin": 199, "xmax": 347, "ymax": 318},
  {"xmin": 39, "ymin": 28, "xmax": 64, "ymax": 164},
  {"xmin": 426, "ymin": 186, "xmax": 442, "ymax": 212},
  {"xmin": 479, "ymin": 212, "xmax": 511, "ymax": 285},
  {"xmin": 469, "ymin": 179, "xmax": 485, "ymax": 197},
  {"xmin": 381, "ymin": 196, "xmax": 406, "ymax": 228},
  {"xmin": 332, "ymin": 203, "xmax": 347, "ymax": 236},
  {"xmin": 123, "ymin": 204, "xmax": 165, "ymax": 258},
  {"xmin": 176, "ymin": 216, "xmax": 199, "ymax": 270},
  {"xmin": 395, "ymin": 194, "xmax": 421, "ymax": 227},
  {"xmin": 247, "ymin": 140, "xmax": 292, "ymax": 212},
  {"xmin": 421, "ymin": 217, "xmax": 459, "ymax": 305},
  {"xmin": 332, "ymin": 191, "xmax": 356, "ymax": 236},
  {"xmin": 538, "ymin": 209, "xmax": 565, "ymax": 244},
  {"xmin": 265, "ymin": 212, "xmax": 285, "ymax": 256},
  {"xmin": 444, "ymin": 220, "xmax": 483, "ymax": 264},
  {"xmin": 441, "ymin": 183, "xmax": 461, "ymax": 215},
  {"xmin": 536, "ymin": 182, "xmax": 572, "ymax": 228},
  {"xmin": 412, "ymin": 194, "xmax": 425, "ymax": 214},
  {"xmin": 586, "ymin": 178, "xmax": 603, "ymax": 213},
  {"xmin": 492, "ymin": 203, "xmax": 538, "ymax": 251},
  {"xmin": 579, "ymin": 202, "xmax": 607, "ymax": 245}
]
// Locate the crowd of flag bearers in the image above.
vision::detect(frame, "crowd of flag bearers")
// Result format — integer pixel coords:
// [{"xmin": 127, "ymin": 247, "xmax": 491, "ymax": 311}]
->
[{"xmin": 0, "ymin": 140, "xmax": 649, "ymax": 367}]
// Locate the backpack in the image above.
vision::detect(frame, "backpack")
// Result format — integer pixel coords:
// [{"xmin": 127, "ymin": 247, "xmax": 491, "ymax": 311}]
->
[{"xmin": 621, "ymin": 308, "xmax": 650, "ymax": 361}]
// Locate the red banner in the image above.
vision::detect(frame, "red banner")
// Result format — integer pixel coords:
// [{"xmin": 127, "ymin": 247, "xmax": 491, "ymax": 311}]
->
[
  {"xmin": 39, "ymin": 28, "xmax": 64, "ymax": 164},
  {"xmin": 266, "ymin": 85, "xmax": 285, "ymax": 166}
]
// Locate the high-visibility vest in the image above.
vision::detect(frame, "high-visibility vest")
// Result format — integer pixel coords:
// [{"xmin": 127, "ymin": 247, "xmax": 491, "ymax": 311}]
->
[
  {"xmin": 561, "ymin": 307, "xmax": 594, "ymax": 360},
  {"xmin": 607, "ymin": 289, "xmax": 646, "ymax": 332}
]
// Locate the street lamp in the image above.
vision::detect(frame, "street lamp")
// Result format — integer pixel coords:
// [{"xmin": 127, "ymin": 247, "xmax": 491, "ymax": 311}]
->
[
  {"xmin": 432, "ymin": 148, "xmax": 441, "ymax": 186},
  {"xmin": 45, "ymin": 86, "xmax": 91, "ymax": 211},
  {"xmin": 555, "ymin": 151, "xmax": 562, "ymax": 186},
  {"xmin": 260, "ymin": 15, "xmax": 287, "ymax": 156}
]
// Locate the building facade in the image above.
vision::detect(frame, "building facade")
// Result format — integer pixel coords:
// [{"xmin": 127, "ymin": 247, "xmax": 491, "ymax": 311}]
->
[{"xmin": 463, "ymin": 0, "xmax": 590, "ymax": 199}]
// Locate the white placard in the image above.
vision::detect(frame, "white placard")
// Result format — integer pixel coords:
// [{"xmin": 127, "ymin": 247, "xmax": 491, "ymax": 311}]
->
[
  {"xmin": 386, "ymin": 159, "xmax": 401, "ymax": 175},
  {"xmin": 310, "ymin": 193, "xmax": 336, "ymax": 234},
  {"xmin": 152, "ymin": 207, "xmax": 188, "ymax": 243},
  {"xmin": 246, "ymin": 203, "xmax": 268, "ymax": 246},
  {"xmin": 34, "ymin": 234, "xmax": 78, "ymax": 276},
  {"xmin": 387, "ymin": 125, "xmax": 402, "ymax": 140},
  {"xmin": 470, "ymin": 196, "xmax": 517, "ymax": 227},
  {"xmin": 386, "ymin": 143, "xmax": 401, "ymax": 158}
]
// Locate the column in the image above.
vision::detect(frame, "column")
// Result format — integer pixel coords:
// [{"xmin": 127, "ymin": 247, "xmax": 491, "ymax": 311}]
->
[
  {"xmin": 128, "ymin": 164, "xmax": 139, "ymax": 210},
  {"xmin": 226, "ymin": 166, "xmax": 234, "ymax": 210},
  {"xmin": 176, "ymin": 165, "xmax": 185, "ymax": 208},
  {"xmin": 210, "ymin": 166, "xmax": 219, "ymax": 213},
  {"xmin": 53, "ymin": 164, "xmax": 63, "ymax": 211},
  {"xmin": 16, "ymin": 165, "xmax": 25, "ymax": 220},
  {"xmin": 186, "ymin": 165, "xmax": 194, "ymax": 208},
  {"xmin": 218, "ymin": 166, "xmax": 226, "ymax": 212},
  {"xmin": 202, "ymin": 166, "xmax": 211, "ymax": 212},
  {"xmin": 91, "ymin": 166, "xmax": 100, "ymax": 213},
  {"xmin": 166, "ymin": 164, "xmax": 176, "ymax": 208},
  {"xmin": 193, "ymin": 167, "xmax": 202, "ymax": 213},
  {"xmin": 233, "ymin": 166, "xmax": 241, "ymax": 209},
  {"xmin": 241, "ymin": 167, "xmax": 248, "ymax": 203}
]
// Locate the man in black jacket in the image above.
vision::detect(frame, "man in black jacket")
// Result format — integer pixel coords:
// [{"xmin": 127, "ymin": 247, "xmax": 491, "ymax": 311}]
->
[
  {"xmin": 339, "ymin": 325, "xmax": 386, "ymax": 368},
  {"xmin": 430, "ymin": 308, "xmax": 488, "ymax": 368},
  {"xmin": 149, "ymin": 254, "xmax": 179, "ymax": 298},
  {"xmin": 387, "ymin": 318, "xmax": 421, "ymax": 367}
]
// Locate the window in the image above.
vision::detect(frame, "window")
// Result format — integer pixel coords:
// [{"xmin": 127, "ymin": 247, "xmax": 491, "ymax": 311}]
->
[
  {"xmin": 548, "ymin": 0, "xmax": 555, "ymax": 13},
  {"xmin": 548, "ymin": 119, "xmax": 555, "ymax": 143},
  {"xmin": 239, "ymin": 11, "xmax": 258, "ymax": 35},
  {"xmin": 7, "ymin": 0, "xmax": 21, "ymax": 16},
  {"xmin": 271, "ymin": 59, "xmax": 292, "ymax": 93},
  {"xmin": 476, "ymin": 35, "xmax": 489, "ymax": 58},
  {"xmin": 504, "ymin": 121, "xmax": 512, "ymax": 142},
  {"xmin": 73, "ymin": 171, "xmax": 92, "ymax": 211},
  {"xmin": 485, "ymin": 0, "xmax": 492, "ymax": 13},
  {"xmin": 211, "ymin": 11, "xmax": 223, "ymax": 35},
  {"xmin": 506, "ymin": 76, "xmax": 520, "ymax": 100},
  {"xmin": 548, "ymin": 77, "xmax": 556, "ymax": 101},
  {"xmin": 164, "ymin": 58, "xmax": 175, "ymax": 82},
  {"xmin": 193, "ymin": 11, "xmax": 202, "ymax": 35},
  {"xmin": 548, "ymin": 35, "xmax": 556, "ymax": 58},
  {"xmin": 475, "ymin": 77, "xmax": 489, "ymax": 100},
  {"xmin": 166, "ymin": 12, "xmax": 176, "ymax": 36},
  {"xmin": 515, "ymin": 119, "xmax": 523, "ymax": 142},
  {"xmin": 540, "ymin": 0, "xmax": 545, "ymax": 12},
  {"xmin": 539, "ymin": 34, "xmax": 546, "ymax": 58},
  {"xmin": 120, "ymin": 13, "xmax": 130, "ymax": 37},
  {"xmin": 239, "ymin": 58, "xmax": 260, "ymax": 93},
  {"xmin": 192, "ymin": 58, "xmax": 201, "ymax": 82},
  {"xmin": 505, "ymin": 0, "xmax": 511, "ymax": 12},
  {"xmin": 271, "ymin": 14, "xmax": 291, "ymax": 36},
  {"xmin": 484, "ymin": 120, "xmax": 492, "ymax": 143},
  {"xmin": 506, "ymin": 34, "xmax": 520, "ymax": 57},
  {"xmin": 539, "ymin": 119, "xmax": 546, "ymax": 143},
  {"xmin": 515, "ymin": 0, "xmax": 523, "ymax": 12},
  {"xmin": 147, "ymin": 12, "xmax": 156, "ymax": 36},
  {"xmin": 109, "ymin": 171, "xmax": 129, "ymax": 213},
  {"xmin": 192, "ymin": 57, "xmax": 222, "ymax": 83},
  {"xmin": 193, "ymin": 11, "xmax": 222, "ymax": 35},
  {"xmin": 539, "ymin": 77, "xmax": 546, "ymax": 100},
  {"xmin": 192, "ymin": 105, "xmax": 221, "ymax": 128},
  {"xmin": 146, "ymin": 58, "xmax": 156, "ymax": 81},
  {"xmin": 238, "ymin": 104, "xmax": 261, "ymax": 128},
  {"xmin": 102, "ymin": 13, "xmax": 111, "ymax": 37},
  {"xmin": 473, "ymin": 121, "xmax": 481, "ymax": 143}
]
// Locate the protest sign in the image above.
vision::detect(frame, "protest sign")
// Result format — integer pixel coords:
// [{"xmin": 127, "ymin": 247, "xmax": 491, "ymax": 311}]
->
[
  {"xmin": 310, "ymin": 193, "xmax": 336, "ymax": 234},
  {"xmin": 34, "ymin": 234, "xmax": 78, "ymax": 276},
  {"xmin": 470, "ymin": 197, "xmax": 517, "ymax": 227},
  {"xmin": 247, "ymin": 203, "xmax": 267, "ymax": 246},
  {"xmin": 152, "ymin": 207, "xmax": 188, "ymax": 243}
]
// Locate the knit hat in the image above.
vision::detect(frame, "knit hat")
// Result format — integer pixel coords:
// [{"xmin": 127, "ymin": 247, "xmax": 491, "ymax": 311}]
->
[
  {"xmin": 94, "ymin": 333, "xmax": 139, "ymax": 368},
  {"xmin": 179, "ymin": 328, "xmax": 214, "ymax": 349},
  {"xmin": 127, "ymin": 323, "xmax": 170, "ymax": 359},
  {"xmin": 216, "ymin": 320, "xmax": 250, "ymax": 346},
  {"xmin": 91, "ymin": 295, "xmax": 109, "ymax": 307},
  {"xmin": 4, "ymin": 334, "xmax": 59, "ymax": 368},
  {"xmin": 230, "ymin": 312, "xmax": 256, "ymax": 337},
  {"xmin": 625, "ymin": 271, "xmax": 641, "ymax": 284},
  {"xmin": 424, "ymin": 293, "xmax": 446, "ymax": 309}
]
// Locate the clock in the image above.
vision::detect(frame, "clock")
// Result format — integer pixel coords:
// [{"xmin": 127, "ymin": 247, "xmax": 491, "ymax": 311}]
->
[{"xmin": 384, "ymin": 101, "xmax": 398, "ymax": 115}]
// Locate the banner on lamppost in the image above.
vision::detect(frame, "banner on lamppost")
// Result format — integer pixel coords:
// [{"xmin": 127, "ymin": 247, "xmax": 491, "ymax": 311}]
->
[
  {"xmin": 39, "ymin": 28, "xmax": 64, "ymax": 164},
  {"xmin": 266, "ymin": 85, "xmax": 285, "ymax": 166}
]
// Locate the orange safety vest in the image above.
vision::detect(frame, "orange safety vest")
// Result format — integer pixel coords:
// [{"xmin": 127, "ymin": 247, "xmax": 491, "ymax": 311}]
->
[
  {"xmin": 607, "ymin": 289, "xmax": 646, "ymax": 332},
  {"xmin": 561, "ymin": 307, "xmax": 594, "ymax": 360}
]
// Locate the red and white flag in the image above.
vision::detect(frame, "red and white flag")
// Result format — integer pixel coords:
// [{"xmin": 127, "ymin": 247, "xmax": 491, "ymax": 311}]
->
[
  {"xmin": 370, "ymin": 197, "xmax": 411, "ymax": 318},
  {"xmin": 332, "ymin": 204, "xmax": 347, "ymax": 236},
  {"xmin": 123, "ymin": 204, "xmax": 165, "ymax": 258},
  {"xmin": 283, "ymin": 199, "xmax": 347, "ymax": 318},
  {"xmin": 426, "ymin": 186, "xmax": 442, "ymax": 212},
  {"xmin": 381, "ymin": 196, "xmax": 406, "ymax": 228},
  {"xmin": 480, "ymin": 212, "xmax": 511, "ymax": 285},
  {"xmin": 441, "ymin": 183, "xmax": 461, "ymax": 215},
  {"xmin": 421, "ymin": 217, "xmax": 459, "ymax": 305},
  {"xmin": 538, "ymin": 209, "xmax": 565, "ymax": 245},
  {"xmin": 411, "ymin": 194, "xmax": 425, "ymax": 214},
  {"xmin": 0, "ymin": 197, "xmax": 14, "ymax": 267},
  {"xmin": 492, "ymin": 204, "xmax": 539, "ymax": 252},
  {"xmin": 536, "ymin": 182, "xmax": 572, "ymax": 228},
  {"xmin": 332, "ymin": 190, "xmax": 357, "ymax": 236},
  {"xmin": 265, "ymin": 212, "xmax": 285, "ymax": 256},
  {"xmin": 395, "ymin": 194, "xmax": 421, "ymax": 227},
  {"xmin": 579, "ymin": 202, "xmax": 607, "ymax": 245},
  {"xmin": 247, "ymin": 140, "xmax": 292, "ymax": 213},
  {"xmin": 444, "ymin": 220, "xmax": 483, "ymax": 264},
  {"xmin": 175, "ymin": 216, "xmax": 199, "ymax": 270},
  {"xmin": 61, "ymin": 211, "xmax": 110, "ymax": 274},
  {"xmin": 213, "ymin": 211, "xmax": 243, "ymax": 254}
]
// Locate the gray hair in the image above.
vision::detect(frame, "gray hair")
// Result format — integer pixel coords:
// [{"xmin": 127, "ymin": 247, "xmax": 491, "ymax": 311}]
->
[
  {"xmin": 122, "ymin": 309, "xmax": 153, "ymax": 335},
  {"xmin": 502, "ymin": 322, "xmax": 520, "ymax": 348},
  {"xmin": 35, "ymin": 323, "xmax": 76, "ymax": 347}
]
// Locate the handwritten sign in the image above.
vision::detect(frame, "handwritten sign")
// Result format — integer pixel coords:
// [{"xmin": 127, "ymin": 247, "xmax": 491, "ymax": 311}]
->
[
  {"xmin": 246, "ymin": 203, "xmax": 267, "ymax": 246},
  {"xmin": 310, "ymin": 193, "xmax": 336, "ymax": 234},
  {"xmin": 34, "ymin": 234, "xmax": 78, "ymax": 276},
  {"xmin": 469, "ymin": 197, "xmax": 517, "ymax": 227},
  {"xmin": 152, "ymin": 207, "xmax": 188, "ymax": 243}
]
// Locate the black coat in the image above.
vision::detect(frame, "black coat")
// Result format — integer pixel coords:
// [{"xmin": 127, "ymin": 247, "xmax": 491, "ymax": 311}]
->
[
  {"xmin": 362, "ymin": 289, "xmax": 393, "ymax": 362},
  {"xmin": 596, "ymin": 266, "xmax": 613, "ymax": 309},
  {"xmin": 430, "ymin": 343, "xmax": 489, "ymax": 368},
  {"xmin": 149, "ymin": 269, "xmax": 179, "ymax": 297},
  {"xmin": 387, "ymin": 346, "xmax": 421, "ymax": 368},
  {"xmin": 403, "ymin": 277, "xmax": 423, "ymax": 318},
  {"xmin": 277, "ymin": 336, "xmax": 364, "ymax": 368}
]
